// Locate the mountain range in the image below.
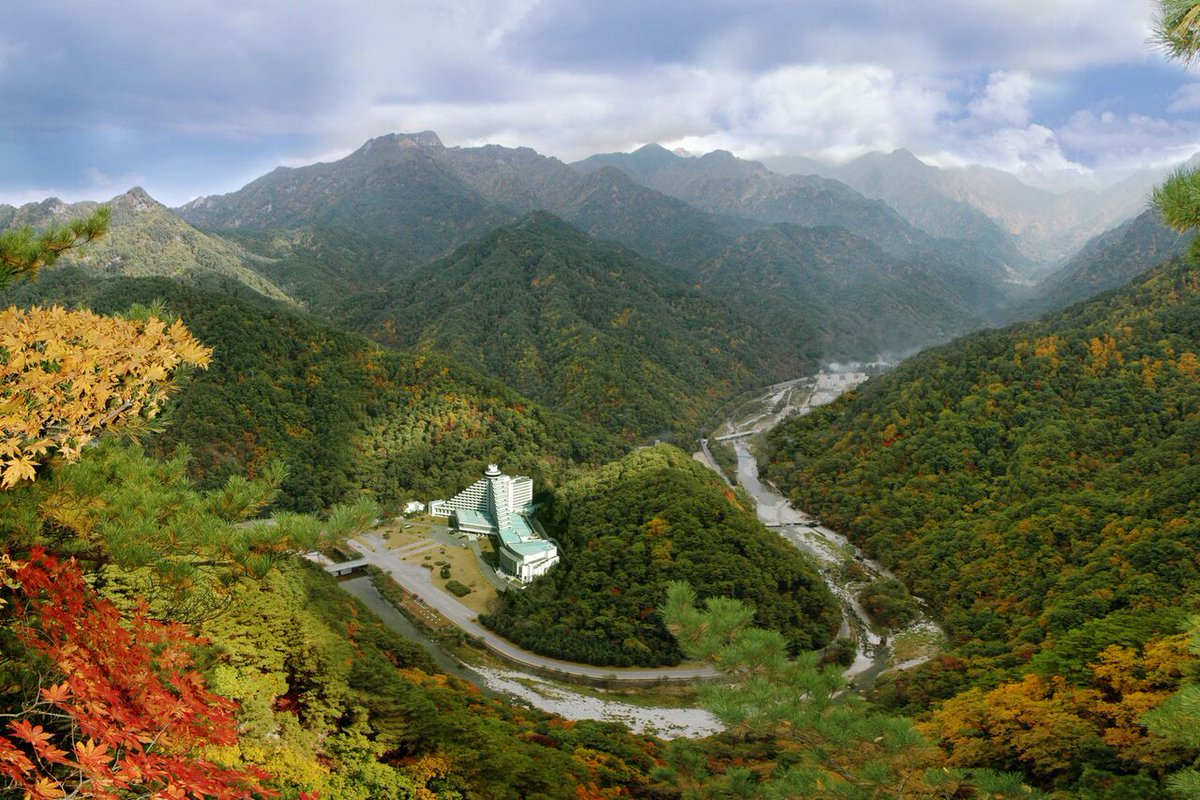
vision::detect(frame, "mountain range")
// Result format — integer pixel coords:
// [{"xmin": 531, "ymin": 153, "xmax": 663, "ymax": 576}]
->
[
  {"xmin": 766, "ymin": 148, "xmax": 1184, "ymax": 269},
  {"xmin": 8, "ymin": 129, "xmax": 1200, "ymax": 798},
  {"xmin": 5, "ymin": 130, "xmax": 1190, "ymax": 444},
  {"xmin": 0, "ymin": 188, "xmax": 295, "ymax": 303},
  {"xmin": 334, "ymin": 212, "xmax": 790, "ymax": 438}
]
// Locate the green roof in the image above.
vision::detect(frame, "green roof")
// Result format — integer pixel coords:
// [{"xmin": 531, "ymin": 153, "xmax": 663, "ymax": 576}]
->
[
  {"xmin": 456, "ymin": 509, "xmax": 493, "ymax": 528},
  {"xmin": 506, "ymin": 540, "xmax": 556, "ymax": 556}
]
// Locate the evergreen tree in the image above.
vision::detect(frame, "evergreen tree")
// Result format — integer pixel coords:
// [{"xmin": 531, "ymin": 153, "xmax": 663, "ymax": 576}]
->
[
  {"xmin": 1144, "ymin": 617, "xmax": 1200, "ymax": 797},
  {"xmin": 661, "ymin": 582, "xmax": 1043, "ymax": 799},
  {"xmin": 0, "ymin": 206, "xmax": 109, "ymax": 288},
  {"xmin": 1153, "ymin": 2, "xmax": 1200, "ymax": 258}
]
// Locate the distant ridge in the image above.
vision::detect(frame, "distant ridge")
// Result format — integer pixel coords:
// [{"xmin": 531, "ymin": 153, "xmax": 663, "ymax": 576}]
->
[
  {"xmin": 1, "ymin": 187, "xmax": 297, "ymax": 304},
  {"xmin": 1027, "ymin": 208, "xmax": 1195, "ymax": 314},
  {"xmin": 334, "ymin": 212, "xmax": 801, "ymax": 438},
  {"xmin": 574, "ymin": 144, "xmax": 935, "ymax": 259},
  {"xmin": 774, "ymin": 147, "xmax": 1194, "ymax": 268},
  {"xmin": 176, "ymin": 132, "xmax": 755, "ymax": 307}
]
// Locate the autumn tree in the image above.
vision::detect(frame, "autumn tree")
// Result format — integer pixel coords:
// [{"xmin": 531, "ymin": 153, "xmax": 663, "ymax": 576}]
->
[
  {"xmin": 1, "ymin": 207, "xmax": 214, "ymax": 491},
  {"xmin": 661, "ymin": 581, "xmax": 1044, "ymax": 799},
  {"xmin": 0, "ymin": 209, "xmax": 374, "ymax": 797},
  {"xmin": 1144, "ymin": 617, "xmax": 1200, "ymax": 797},
  {"xmin": 0, "ymin": 549, "xmax": 279, "ymax": 799},
  {"xmin": 0, "ymin": 304, "xmax": 212, "ymax": 488}
]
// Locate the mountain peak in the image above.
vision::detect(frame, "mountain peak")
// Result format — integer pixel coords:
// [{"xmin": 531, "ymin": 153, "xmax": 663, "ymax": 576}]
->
[
  {"xmin": 115, "ymin": 186, "xmax": 162, "ymax": 212},
  {"xmin": 361, "ymin": 131, "xmax": 444, "ymax": 153},
  {"xmin": 699, "ymin": 149, "xmax": 737, "ymax": 162},
  {"xmin": 632, "ymin": 143, "xmax": 671, "ymax": 155},
  {"xmin": 626, "ymin": 143, "xmax": 680, "ymax": 166}
]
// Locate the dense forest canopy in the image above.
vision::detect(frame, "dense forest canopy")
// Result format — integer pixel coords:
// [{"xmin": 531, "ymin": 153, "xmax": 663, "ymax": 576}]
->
[
  {"xmin": 0, "ymin": 216, "xmax": 662, "ymax": 798},
  {"xmin": 7, "ymin": 4, "xmax": 1200, "ymax": 794},
  {"xmin": 335, "ymin": 213, "xmax": 802, "ymax": 440},
  {"xmin": 482, "ymin": 445, "xmax": 839, "ymax": 667},
  {"xmin": 765, "ymin": 256, "xmax": 1200, "ymax": 791},
  {"xmin": 4, "ymin": 267, "xmax": 621, "ymax": 511}
]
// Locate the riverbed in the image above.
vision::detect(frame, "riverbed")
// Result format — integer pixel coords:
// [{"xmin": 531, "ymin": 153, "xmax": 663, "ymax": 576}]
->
[
  {"xmin": 341, "ymin": 576, "xmax": 721, "ymax": 738},
  {"xmin": 706, "ymin": 369, "xmax": 945, "ymax": 688},
  {"xmin": 341, "ymin": 367, "xmax": 932, "ymax": 733}
]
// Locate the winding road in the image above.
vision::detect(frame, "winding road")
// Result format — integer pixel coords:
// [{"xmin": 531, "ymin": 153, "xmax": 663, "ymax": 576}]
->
[
  {"xmin": 347, "ymin": 368, "xmax": 931, "ymax": 688},
  {"xmin": 347, "ymin": 534, "xmax": 718, "ymax": 682}
]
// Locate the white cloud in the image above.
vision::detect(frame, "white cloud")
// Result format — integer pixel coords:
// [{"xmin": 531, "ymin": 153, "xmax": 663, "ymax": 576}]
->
[
  {"xmin": 0, "ymin": 0, "xmax": 1185, "ymax": 203},
  {"xmin": 680, "ymin": 65, "xmax": 953, "ymax": 162},
  {"xmin": 967, "ymin": 71, "xmax": 1033, "ymax": 127},
  {"xmin": 965, "ymin": 125, "xmax": 1089, "ymax": 180},
  {"xmin": 1168, "ymin": 83, "xmax": 1200, "ymax": 112},
  {"xmin": 1059, "ymin": 109, "xmax": 1200, "ymax": 169}
]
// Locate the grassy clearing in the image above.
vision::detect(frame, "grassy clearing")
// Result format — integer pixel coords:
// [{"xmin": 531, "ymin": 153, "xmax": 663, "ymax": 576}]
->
[{"xmin": 890, "ymin": 625, "xmax": 946, "ymax": 664}]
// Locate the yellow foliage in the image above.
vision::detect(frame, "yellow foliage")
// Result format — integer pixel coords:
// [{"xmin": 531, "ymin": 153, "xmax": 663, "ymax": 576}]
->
[
  {"xmin": 398, "ymin": 752, "xmax": 455, "ymax": 800},
  {"xmin": 1178, "ymin": 351, "xmax": 1199, "ymax": 377},
  {"xmin": 1034, "ymin": 335, "xmax": 1061, "ymax": 367},
  {"xmin": 0, "ymin": 305, "xmax": 211, "ymax": 488},
  {"xmin": 922, "ymin": 674, "xmax": 1100, "ymax": 778},
  {"xmin": 1141, "ymin": 355, "xmax": 1165, "ymax": 387},
  {"xmin": 1086, "ymin": 334, "xmax": 1123, "ymax": 376}
]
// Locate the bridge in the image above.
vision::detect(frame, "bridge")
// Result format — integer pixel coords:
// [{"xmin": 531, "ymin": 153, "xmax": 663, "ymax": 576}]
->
[{"xmin": 323, "ymin": 558, "xmax": 370, "ymax": 576}]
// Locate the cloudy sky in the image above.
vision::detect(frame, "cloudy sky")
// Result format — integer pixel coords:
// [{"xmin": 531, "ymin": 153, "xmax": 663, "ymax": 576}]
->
[{"xmin": 1, "ymin": 0, "xmax": 1197, "ymax": 206}]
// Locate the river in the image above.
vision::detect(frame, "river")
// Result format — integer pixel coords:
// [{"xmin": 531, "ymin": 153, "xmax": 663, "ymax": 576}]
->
[
  {"xmin": 341, "ymin": 368, "xmax": 934, "ymax": 733},
  {"xmin": 707, "ymin": 370, "xmax": 944, "ymax": 689},
  {"xmin": 340, "ymin": 575, "xmax": 722, "ymax": 738}
]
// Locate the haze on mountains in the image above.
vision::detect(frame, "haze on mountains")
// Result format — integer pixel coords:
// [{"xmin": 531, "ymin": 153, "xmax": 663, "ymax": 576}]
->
[
  {"xmin": 6, "ymin": 128, "xmax": 1190, "ymax": 448},
  {"xmin": 3, "ymin": 144, "xmax": 1200, "ymax": 799},
  {"xmin": 764, "ymin": 148, "xmax": 1189, "ymax": 270},
  {"xmin": 10, "ymin": 0, "xmax": 1200, "ymax": 797}
]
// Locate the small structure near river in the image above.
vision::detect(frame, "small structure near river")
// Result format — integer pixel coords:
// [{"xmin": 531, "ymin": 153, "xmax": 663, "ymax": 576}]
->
[{"xmin": 430, "ymin": 465, "xmax": 559, "ymax": 582}]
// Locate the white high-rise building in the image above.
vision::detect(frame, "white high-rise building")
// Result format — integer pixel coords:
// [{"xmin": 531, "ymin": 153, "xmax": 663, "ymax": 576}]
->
[{"xmin": 430, "ymin": 465, "xmax": 558, "ymax": 582}]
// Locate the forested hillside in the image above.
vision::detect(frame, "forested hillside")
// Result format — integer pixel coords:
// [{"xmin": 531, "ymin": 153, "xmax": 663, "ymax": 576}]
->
[
  {"xmin": 697, "ymin": 223, "xmax": 998, "ymax": 360},
  {"xmin": 1, "ymin": 188, "xmax": 296, "ymax": 303},
  {"xmin": 1028, "ymin": 208, "xmax": 1194, "ymax": 316},
  {"xmin": 573, "ymin": 144, "xmax": 1018, "ymax": 295},
  {"xmin": 177, "ymin": 133, "xmax": 753, "ymax": 308},
  {"xmin": 336, "ymin": 213, "xmax": 800, "ymax": 439},
  {"xmin": 575, "ymin": 144, "xmax": 934, "ymax": 258},
  {"xmin": 0, "ymin": 442, "xmax": 662, "ymax": 799},
  {"xmin": 482, "ymin": 445, "xmax": 839, "ymax": 667},
  {"xmin": 764, "ymin": 256, "xmax": 1200, "ymax": 790},
  {"xmin": 6, "ymin": 268, "xmax": 619, "ymax": 510}
]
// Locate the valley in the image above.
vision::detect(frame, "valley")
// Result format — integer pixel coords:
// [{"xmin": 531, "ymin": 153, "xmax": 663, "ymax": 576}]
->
[
  {"xmin": 324, "ymin": 366, "xmax": 906, "ymax": 740},
  {"xmin": 5, "ymin": 116, "xmax": 1200, "ymax": 798},
  {"xmin": 700, "ymin": 369, "xmax": 946, "ymax": 689},
  {"xmin": 340, "ymin": 575, "xmax": 724, "ymax": 739}
]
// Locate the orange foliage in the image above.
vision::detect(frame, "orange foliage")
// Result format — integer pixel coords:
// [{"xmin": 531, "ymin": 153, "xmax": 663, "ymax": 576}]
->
[
  {"xmin": 1033, "ymin": 335, "xmax": 1061, "ymax": 367},
  {"xmin": 924, "ymin": 635, "xmax": 1189, "ymax": 780},
  {"xmin": 922, "ymin": 674, "xmax": 1100, "ymax": 779},
  {"xmin": 398, "ymin": 753, "xmax": 454, "ymax": 800},
  {"xmin": 0, "ymin": 550, "xmax": 273, "ymax": 799},
  {"xmin": 0, "ymin": 306, "xmax": 211, "ymax": 487}
]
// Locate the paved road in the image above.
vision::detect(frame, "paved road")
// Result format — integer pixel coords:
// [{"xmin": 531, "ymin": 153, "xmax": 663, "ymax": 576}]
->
[{"xmin": 348, "ymin": 534, "xmax": 718, "ymax": 682}]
